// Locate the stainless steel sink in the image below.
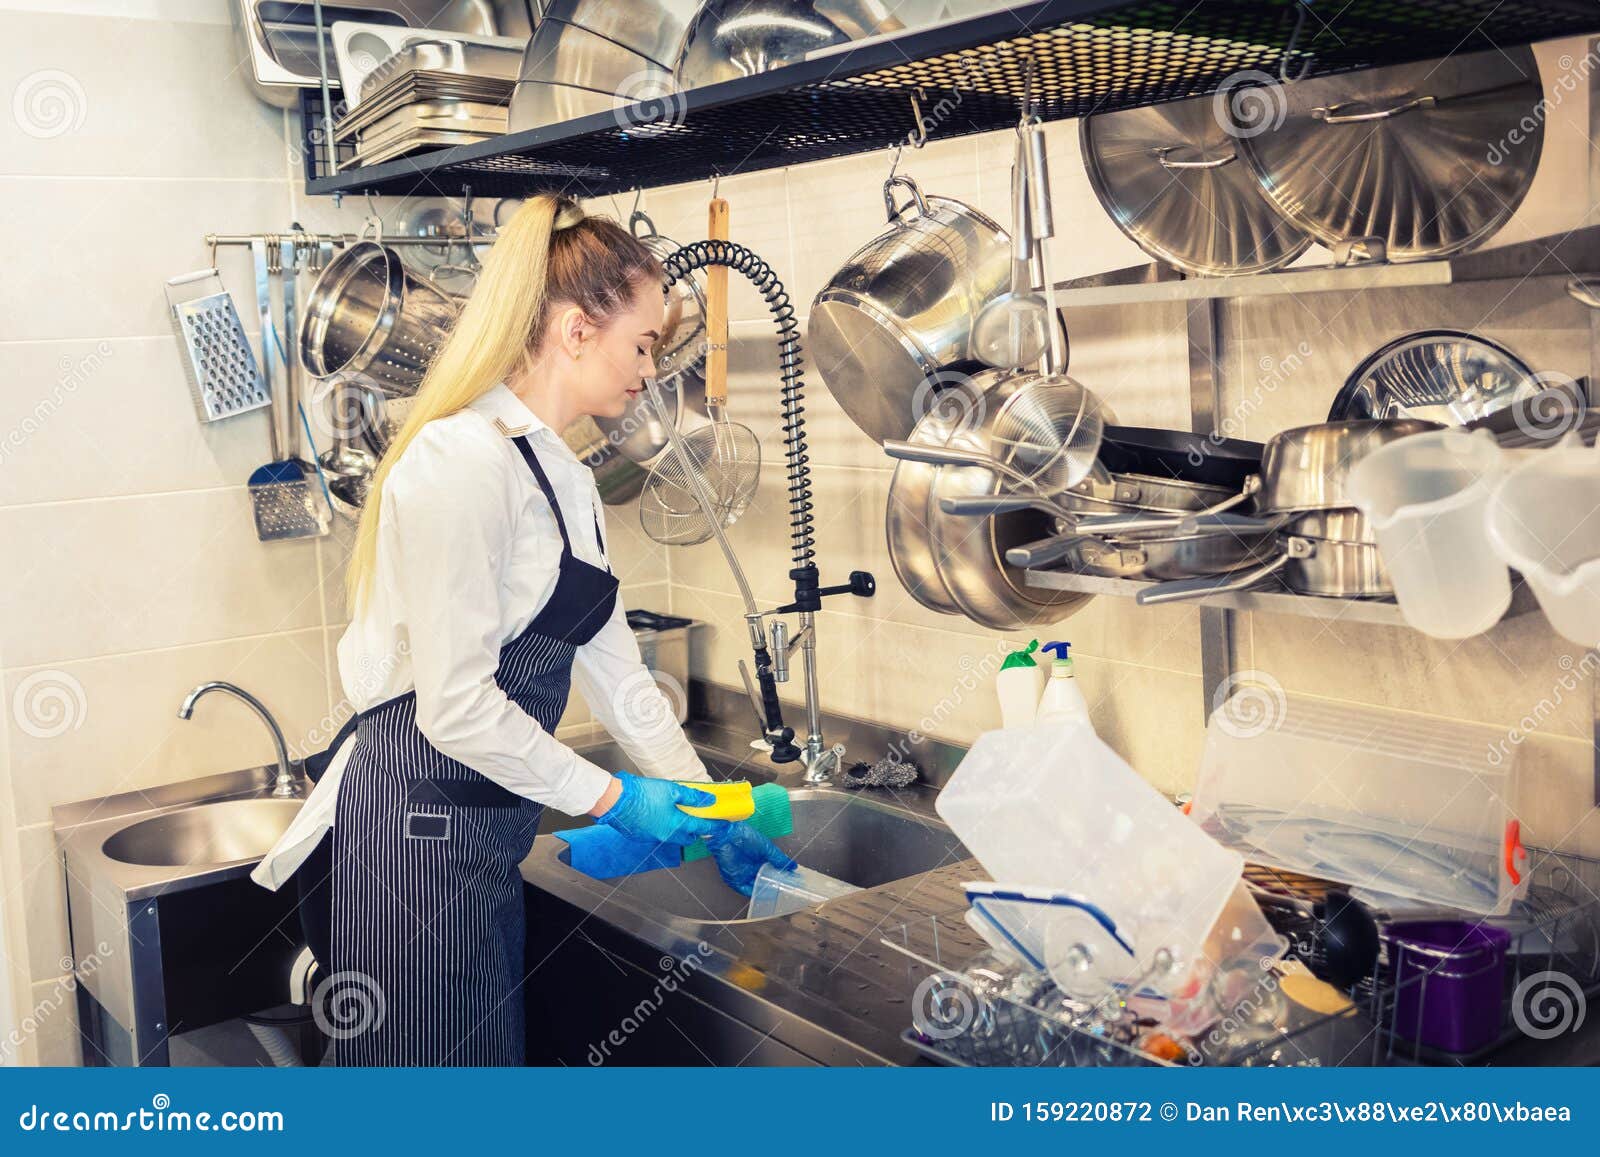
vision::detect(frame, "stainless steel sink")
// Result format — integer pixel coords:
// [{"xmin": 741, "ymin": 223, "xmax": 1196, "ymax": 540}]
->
[
  {"xmin": 540, "ymin": 786, "xmax": 966, "ymax": 924},
  {"xmin": 101, "ymin": 798, "xmax": 304, "ymax": 868}
]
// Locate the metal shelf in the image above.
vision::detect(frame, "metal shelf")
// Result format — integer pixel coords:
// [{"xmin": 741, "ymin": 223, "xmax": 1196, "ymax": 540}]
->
[
  {"xmin": 1051, "ymin": 228, "xmax": 1600, "ymax": 308},
  {"xmin": 299, "ymin": 0, "xmax": 1600, "ymax": 200},
  {"xmin": 1023, "ymin": 568, "xmax": 1542, "ymax": 626}
]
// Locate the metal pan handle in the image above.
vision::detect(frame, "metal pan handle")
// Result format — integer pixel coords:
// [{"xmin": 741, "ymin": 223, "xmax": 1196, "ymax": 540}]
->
[
  {"xmin": 1153, "ymin": 145, "xmax": 1236, "ymax": 171},
  {"xmin": 940, "ymin": 495, "xmax": 1060, "ymax": 517},
  {"xmin": 1312, "ymin": 95, "xmax": 1437, "ymax": 124},
  {"xmin": 1135, "ymin": 548, "xmax": 1293, "ymax": 605},
  {"xmin": 1006, "ymin": 532, "xmax": 1093, "ymax": 568},
  {"xmin": 1071, "ymin": 511, "xmax": 1185, "ymax": 535},
  {"xmin": 883, "ymin": 439, "xmax": 1044, "ymax": 494}
]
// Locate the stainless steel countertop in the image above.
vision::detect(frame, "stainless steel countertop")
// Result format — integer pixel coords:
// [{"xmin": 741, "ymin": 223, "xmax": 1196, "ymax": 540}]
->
[{"xmin": 522, "ymin": 727, "xmax": 974, "ymax": 1065}]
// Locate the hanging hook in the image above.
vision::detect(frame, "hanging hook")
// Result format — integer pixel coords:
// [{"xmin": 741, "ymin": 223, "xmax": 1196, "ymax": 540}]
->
[
  {"xmin": 711, "ymin": 172, "xmax": 720, "ymax": 199},
  {"xmin": 365, "ymin": 190, "xmax": 383, "ymax": 232},
  {"xmin": 886, "ymin": 141, "xmax": 904, "ymax": 182},
  {"xmin": 1279, "ymin": 1, "xmax": 1314, "ymax": 83},
  {"xmin": 907, "ymin": 89, "xmax": 927, "ymax": 148},
  {"xmin": 1020, "ymin": 55, "xmax": 1036, "ymax": 123},
  {"xmin": 208, "ymin": 234, "xmax": 219, "ymax": 270}
]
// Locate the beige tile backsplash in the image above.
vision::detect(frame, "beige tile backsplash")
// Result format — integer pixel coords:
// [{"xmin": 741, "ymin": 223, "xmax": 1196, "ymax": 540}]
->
[{"xmin": 1, "ymin": 4, "xmax": 1595, "ymax": 1063}]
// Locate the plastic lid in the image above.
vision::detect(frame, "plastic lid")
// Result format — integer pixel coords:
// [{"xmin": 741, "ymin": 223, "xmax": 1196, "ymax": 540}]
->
[{"xmin": 1000, "ymin": 639, "xmax": 1040, "ymax": 670}]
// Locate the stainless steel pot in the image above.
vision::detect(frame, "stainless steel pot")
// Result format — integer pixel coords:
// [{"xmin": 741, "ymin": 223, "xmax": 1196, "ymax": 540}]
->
[
  {"xmin": 810, "ymin": 175, "xmax": 1011, "ymax": 444},
  {"xmin": 1138, "ymin": 532, "xmax": 1390, "ymax": 603},
  {"xmin": 300, "ymin": 240, "xmax": 461, "ymax": 397}
]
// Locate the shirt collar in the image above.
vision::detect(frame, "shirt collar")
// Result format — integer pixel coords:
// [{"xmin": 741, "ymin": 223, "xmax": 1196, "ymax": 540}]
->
[{"xmin": 471, "ymin": 382, "xmax": 579, "ymax": 462}]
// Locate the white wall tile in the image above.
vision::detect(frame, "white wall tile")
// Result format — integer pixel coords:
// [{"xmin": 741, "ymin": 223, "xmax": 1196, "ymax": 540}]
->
[
  {"xmin": 22, "ymin": 974, "xmax": 79, "ymax": 1067},
  {"xmin": 14, "ymin": 823, "xmax": 68, "ymax": 985},
  {"xmin": 0, "ymin": 176, "xmax": 291, "ymax": 342},
  {"xmin": 0, "ymin": 338, "xmax": 276, "ymax": 505},
  {"xmin": 0, "ymin": 488, "xmax": 324, "ymax": 667},
  {"xmin": 6, "ymin": 627, "xmax": 330, "ymax": 827},
  {"xmin": 0, "ymin": 11, "xmax": 286, "ymax": 178}
]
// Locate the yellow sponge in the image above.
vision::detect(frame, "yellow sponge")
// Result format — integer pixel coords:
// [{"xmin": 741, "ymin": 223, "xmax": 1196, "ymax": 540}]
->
[
  {"xmin": 674, "ymin": 779, "xmax": 754, "ymax": 821},
  {"xmin": 683, "ymin": 782, "xmax": 793, "ymax": 863}
]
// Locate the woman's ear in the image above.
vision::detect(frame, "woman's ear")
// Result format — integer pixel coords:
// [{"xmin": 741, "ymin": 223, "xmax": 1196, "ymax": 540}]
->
[{"xmin": 554, "ymin": 304, "xmax": 589, "ymax": 360}]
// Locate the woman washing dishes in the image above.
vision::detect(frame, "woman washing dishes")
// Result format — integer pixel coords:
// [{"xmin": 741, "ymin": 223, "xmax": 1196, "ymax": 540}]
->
[{"xmin": 253, "ymin": 195, "xmax": 794, "ymax": 1066}]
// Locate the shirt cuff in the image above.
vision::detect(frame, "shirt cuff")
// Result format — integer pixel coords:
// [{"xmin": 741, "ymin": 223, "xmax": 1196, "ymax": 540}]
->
[{"xmin": 551, "ymin": 752, "xmax": 616, "ymax": 817}]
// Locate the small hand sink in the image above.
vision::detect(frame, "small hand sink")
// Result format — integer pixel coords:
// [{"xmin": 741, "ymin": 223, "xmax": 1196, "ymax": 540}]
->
[
  {"xmin": 101, "ymin": 799, "xmax": 303, "ymax": 868},
  {"xmin": 555, "ymin": 789, "xmax": 966, "ymax": 924}
]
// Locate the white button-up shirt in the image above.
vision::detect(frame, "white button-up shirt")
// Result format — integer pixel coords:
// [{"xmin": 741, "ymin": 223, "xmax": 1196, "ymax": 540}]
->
[{"xmin": 253, "ymin": 383, "xmax": 707, "ymax": 890}]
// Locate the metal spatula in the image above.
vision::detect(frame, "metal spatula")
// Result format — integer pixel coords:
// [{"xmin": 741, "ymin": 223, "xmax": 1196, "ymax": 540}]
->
[{"xmin": 248, "ymin": 237, "xmax": 328, "ymax": 542}]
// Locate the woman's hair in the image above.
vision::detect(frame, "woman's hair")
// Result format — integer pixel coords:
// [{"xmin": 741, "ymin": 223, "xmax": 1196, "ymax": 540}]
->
[{"xmin": 344, "ymin": 193, "xmax": 662, "ymax": 612}]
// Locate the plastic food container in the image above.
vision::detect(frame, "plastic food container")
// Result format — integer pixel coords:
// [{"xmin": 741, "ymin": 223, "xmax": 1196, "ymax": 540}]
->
[
  {"xmin": 1487, "ymin": 434, "xmax": 1600, "ymax": 646},
  {"xmin": 1190, "ymin": 696, "xmax": 1527, "ymax": 915},
  {"xmin": 1389, "ymin": 920, "xmax": 1510, "ymax": 1054},
  {"xmin": 1349, "ymin": 428, "xmax": 1509, "ymax": 639},
  {"xmin": 937, "ymin": 721, "xmax": 1244, "ymax": 986},
  {"xmin": 747, "ymin": 864, "xmax": 859, "ymax": 919}
]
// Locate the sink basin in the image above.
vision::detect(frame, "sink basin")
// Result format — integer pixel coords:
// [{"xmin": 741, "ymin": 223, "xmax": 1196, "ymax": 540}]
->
[
  {"xmin": 553, "ymin": 789, "xmax": 967, "ymax": 923},
  {"xmin": 101, "ymin": 798, "xmax": 303, "ymax": 868}
]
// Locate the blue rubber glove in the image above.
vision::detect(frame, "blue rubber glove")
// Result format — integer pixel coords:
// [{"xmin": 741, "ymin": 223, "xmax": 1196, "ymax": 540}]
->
[
  {"xmin": 706, "ymin": 822, "xmax": 798, "ymax": 896},
  {"xmin": 596, "ymin": 772, "xmax": 723, "ymax": 848}
]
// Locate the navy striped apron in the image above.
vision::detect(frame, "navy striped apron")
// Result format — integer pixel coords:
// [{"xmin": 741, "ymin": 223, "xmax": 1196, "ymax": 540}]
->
[{"xmin": 326, "ymin": 436, "xmax": 618, "ymax": 1066}]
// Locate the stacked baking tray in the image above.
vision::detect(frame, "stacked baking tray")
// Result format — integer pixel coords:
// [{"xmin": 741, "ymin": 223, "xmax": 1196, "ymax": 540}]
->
[{"xmin": 335, "ymin": 41, "xmax": 521, "ymax": 169}]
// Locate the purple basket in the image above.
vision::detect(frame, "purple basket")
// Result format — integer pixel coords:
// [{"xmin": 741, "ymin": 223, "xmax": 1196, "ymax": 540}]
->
[{"xmin": 1388, "ymin": 920, "xmax": 1510, "ymax": 1055}]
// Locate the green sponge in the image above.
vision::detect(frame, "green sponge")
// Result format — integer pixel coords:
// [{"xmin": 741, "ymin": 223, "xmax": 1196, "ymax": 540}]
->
[{"xmin": 684, "ymin": 782, "xmax": 793, "ymax": 862}]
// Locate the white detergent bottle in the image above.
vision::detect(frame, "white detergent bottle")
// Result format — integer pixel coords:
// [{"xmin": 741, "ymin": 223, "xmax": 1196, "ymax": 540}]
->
[
  {"xmin": 995, "ymin": 640, "xmax": 1044, "ymax": 729},
  {"xmin": 1035, "ymin": 641, "xmax": 1091, "ymax": 728}
]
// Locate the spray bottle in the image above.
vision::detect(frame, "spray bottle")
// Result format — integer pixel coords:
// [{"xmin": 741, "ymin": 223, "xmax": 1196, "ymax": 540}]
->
[
  {"xmin": 995, "ymin": 640, "xmax": 1043, "ymax": 729},
  {"xmin": 1036, "ymin": 641, "xmax": 1091, "ymax": 728}
]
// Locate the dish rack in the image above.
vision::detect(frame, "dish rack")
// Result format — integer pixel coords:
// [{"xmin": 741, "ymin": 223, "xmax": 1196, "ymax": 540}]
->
[{"xmin": 882, "ymin": 853, "xmax": 1600, "ymax": 1068}]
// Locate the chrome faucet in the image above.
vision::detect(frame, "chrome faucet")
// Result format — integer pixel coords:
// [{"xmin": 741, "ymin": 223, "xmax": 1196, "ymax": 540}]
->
[{"xmin": 177, "ymin": 681, "xmax": 301, "ymax": 798}]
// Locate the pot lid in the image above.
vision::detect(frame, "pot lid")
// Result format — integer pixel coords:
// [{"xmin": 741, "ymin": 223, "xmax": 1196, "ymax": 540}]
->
[
  {"xmin": 1081, "ymin": 94, "xmax": 1312, "ymax": 277},
  {"xmin": 1234, "ymin": 46, "xmax": 1544, "ymax": 260}
]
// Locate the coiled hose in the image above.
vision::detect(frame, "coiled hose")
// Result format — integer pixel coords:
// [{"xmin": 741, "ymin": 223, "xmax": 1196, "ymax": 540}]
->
[{"xmin": 661, "ymin": 240, "xmax": 813, "ymax": 571}]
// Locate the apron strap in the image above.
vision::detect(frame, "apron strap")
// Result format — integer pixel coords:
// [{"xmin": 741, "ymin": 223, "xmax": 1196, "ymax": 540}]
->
[
  {"xmin": 514, "ymin": 434, "xmax": 612, "ymax": 573},
  {"xmin": 512, "ymin": 436, "xmax": 575, "ymax": 556}
]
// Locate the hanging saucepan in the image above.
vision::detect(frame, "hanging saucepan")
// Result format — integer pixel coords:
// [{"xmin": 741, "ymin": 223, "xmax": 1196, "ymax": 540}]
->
[
  {"xmin": 883, "ymin": 371, "xmax": 1104, "ymax": 629},
  {"xmin": 885, "ymin": 370, "xmax": 1009, "ymax": 616},
  {"xmin": 1329, "ymin": 330, "xmax": 1538, "ymax": 425},
  {"xmin": 632, "ymin": 208, "xmax": 708, "ymax": 414},
  {"xmin": 1232, "ymin": 46, "xmax": 1544, "ymax": 260},
  {"xmin": 810, "ymin": 174, "xmax": 1012, "ymax": 445}
]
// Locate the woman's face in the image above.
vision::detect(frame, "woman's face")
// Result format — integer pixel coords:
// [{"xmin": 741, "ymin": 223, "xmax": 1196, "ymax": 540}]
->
[{"xmin": 572, "ymin": 279, "xmax": 665, "ymax": 420}]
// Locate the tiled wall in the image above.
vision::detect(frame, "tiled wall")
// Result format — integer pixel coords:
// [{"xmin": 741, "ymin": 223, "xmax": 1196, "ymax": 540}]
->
[{"xmin": 624, "ymin": 36, "xmax": 1600, "ymax": 860}]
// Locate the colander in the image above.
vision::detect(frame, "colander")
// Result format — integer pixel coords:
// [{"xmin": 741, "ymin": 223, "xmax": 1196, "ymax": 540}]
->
[{"xmin": 299, "ymin": 240, "xmax": 461, "ymax": 397}]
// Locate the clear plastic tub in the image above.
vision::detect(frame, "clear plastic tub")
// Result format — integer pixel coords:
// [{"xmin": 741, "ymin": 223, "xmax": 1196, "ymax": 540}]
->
[
  {"xmin": 1487, "ymin": 434, "xmax": 1600, "ymax": 646},
  {"xmin": 1189, "ymin": 696, "xmax": 1527, "ymax": 915},
  {"xmin": 1349, "ymin": 428, "xmax": 1509, "ymax": 639},
  {"xmin": 936, "ymin": 721, "xmax": 1244, "ymax": 987},
  {"xmin": 747, "ymin": 863, "xmax": 859, "ymax": 919}
]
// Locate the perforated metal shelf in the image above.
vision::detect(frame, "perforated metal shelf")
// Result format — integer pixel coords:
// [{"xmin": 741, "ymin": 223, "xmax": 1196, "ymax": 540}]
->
[{"xmin": 301, "ymin": 0, "xmax": 1600, "ymax": 200}]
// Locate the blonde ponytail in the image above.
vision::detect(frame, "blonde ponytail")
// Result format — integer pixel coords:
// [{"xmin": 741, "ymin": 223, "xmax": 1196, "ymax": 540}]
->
[{"xmin": 343, "ymin": 194, "xmax": 659, "ymax": 613}]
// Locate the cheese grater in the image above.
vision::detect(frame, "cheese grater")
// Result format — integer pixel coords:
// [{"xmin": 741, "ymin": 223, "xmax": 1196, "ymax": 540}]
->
[{"xmin": 165, "ymin": 268, "xmax": 270, "ymax": 423}]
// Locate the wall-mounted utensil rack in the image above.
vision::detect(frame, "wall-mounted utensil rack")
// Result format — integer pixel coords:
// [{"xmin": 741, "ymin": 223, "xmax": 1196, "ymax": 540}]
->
[{"xmin": 296, "ymin": 0, "xmax": 1600, "ymax": 200}]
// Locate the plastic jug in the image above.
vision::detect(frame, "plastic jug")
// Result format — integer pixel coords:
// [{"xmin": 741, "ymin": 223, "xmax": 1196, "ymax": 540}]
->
[
  {"xmin": 936, "ymin": 722, "xmax": 1243, "ymax": 983},
  {"xmin": 1349, "ymin": 428, "xmax": 1509, "ymax": 639},
  {"xmin": 1487, "ymin": 433, "xmax": 1600, "ymax": 646}
]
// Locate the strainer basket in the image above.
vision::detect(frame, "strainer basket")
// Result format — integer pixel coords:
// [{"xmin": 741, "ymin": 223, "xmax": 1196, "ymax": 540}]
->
[{"xmin": 299, "ymin": 240, "xmax": 461, "ymax": 397}]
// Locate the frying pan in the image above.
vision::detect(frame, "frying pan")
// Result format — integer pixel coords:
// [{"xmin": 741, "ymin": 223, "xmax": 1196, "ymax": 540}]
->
[{"xmin": 1096, "ymin": 425, "xmax": 1263, "ymax": 489}]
